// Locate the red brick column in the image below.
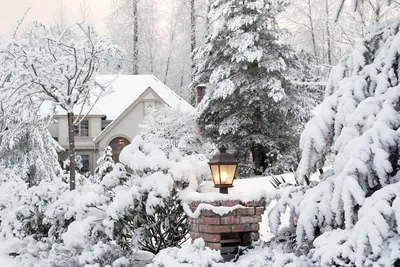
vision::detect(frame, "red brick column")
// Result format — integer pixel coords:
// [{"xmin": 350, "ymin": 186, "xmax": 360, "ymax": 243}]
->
[{"xmin": 188, "ymin": 200, "xmax": 265, "ymax": 250}]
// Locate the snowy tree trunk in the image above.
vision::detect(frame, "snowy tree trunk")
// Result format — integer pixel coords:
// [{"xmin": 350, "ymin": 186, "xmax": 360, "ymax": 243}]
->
[
  {"xmin": 325, "ymin": 0, "xmax": 333, "ymax": 65},
  {"xmin": 190, "ymin": 0, "xmax": 196, "ymax": 54},
  {"xmin": 163, "ymin": 18, "xmax": 178, "ymax": 84},
  {"xmin": 307, "ymin": 0, "xmax": 319, "ymax": 64},
  {"xmin": 67, "ymin": 112, "xmax": 76, "ymax": 191},
  {"xmin": 133, "ymin": 0, "xmax": 139, "ymax": 74},
  {"xmin": 190, "ymin": 0, "xmax": 196, "ymax": 80},
  {"xmin": 205, "ymin": 0, "xmax": 210, "ymax": 31}
]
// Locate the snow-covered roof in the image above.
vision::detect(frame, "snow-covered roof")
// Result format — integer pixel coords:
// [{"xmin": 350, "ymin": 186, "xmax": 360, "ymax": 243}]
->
[{"xmin": 41, "ymin": 75, "xmax": 194, "ymax": 120}]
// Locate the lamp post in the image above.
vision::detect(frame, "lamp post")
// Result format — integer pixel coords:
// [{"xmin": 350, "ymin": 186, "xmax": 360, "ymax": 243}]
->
[{"xmin": 208, "ymin": 146, "xmax": 239, "ymax": 194}]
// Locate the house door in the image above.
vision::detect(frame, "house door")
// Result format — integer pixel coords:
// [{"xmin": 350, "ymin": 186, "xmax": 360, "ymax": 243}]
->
[{"xmin": 109, "ymin": 137, "xmax": 130, "ymax": 163}]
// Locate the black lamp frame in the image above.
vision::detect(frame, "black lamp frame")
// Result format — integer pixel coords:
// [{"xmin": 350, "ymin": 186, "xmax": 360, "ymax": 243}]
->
[{"xmin": 208, "ymin": 146, "xmax": 238, "ymax": 194}]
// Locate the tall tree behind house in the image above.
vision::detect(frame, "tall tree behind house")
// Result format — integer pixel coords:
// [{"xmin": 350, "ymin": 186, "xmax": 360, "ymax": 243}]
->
[
  {"xmin": 194, "ymin": 0, "xmax": 322, "ymax": 175},
  {"xmin": 107, "ymin": 0, "xmax": 209, "ymax": 101}
]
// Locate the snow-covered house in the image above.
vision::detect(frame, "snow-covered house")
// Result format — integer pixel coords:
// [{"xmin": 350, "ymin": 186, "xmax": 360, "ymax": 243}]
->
[{"xmin": 47, "ymin": 75, "xmax": 194, "ymax": 173}]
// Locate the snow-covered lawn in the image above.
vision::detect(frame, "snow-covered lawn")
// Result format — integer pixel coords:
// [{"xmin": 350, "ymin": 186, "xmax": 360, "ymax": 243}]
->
[{"xmin": 0, "ymin": 238, "xmax": 20, "ymax": 267}]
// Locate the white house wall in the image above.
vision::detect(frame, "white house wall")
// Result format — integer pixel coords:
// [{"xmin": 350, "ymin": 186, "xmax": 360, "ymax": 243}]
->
[
  {"xmin": 142, "ymin": 91, "xmax": 157, "ymax": 100},
  {"xmin": 98, "ymin": 89, "xmax": 164, "ymax": 151},
  {"xmin": 51, "ymin": 87, "xmax": 171, "ymax": 172},
  {"xmin": 56, "ymin": 116, "xmax": 102, "ymax": 149},
  {"xmin": 98, "ymin": 102, "xmax": 145, "ymax": 149},
  {"xmin": 57, "ymin": 117, "xmax": 69, "ymax": 147}
]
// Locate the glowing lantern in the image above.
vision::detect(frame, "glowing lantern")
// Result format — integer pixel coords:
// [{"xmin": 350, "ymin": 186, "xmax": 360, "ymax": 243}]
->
[{"xmin": 208, "ymin": 146, "xmax": 238, "ymax": 194}]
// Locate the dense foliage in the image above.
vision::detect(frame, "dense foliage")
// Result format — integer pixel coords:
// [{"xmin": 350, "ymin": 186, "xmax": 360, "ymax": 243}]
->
[
  {"xmin": 93, "ymin": 146, "xmax": 115, "ymax": 183},
  {"xmin": 293, "ymin": 21, "xmax": 400, "ymax": 266},
  {"xmin": 139, "ymin": 105, "xmax": 215, "ymax": 158},
  {"xmin": 147, "ymin": 17, "xmax": 400, "ymax": 267},
  {"xmin": 193, "ymin": 0, "xmax": 322, "ymax": 175},
  {"xmin": 0, "ymin": 135, "xmax": 209, "ymax": 266},
  {"xmin": 0, "ymin": 21, "xmax": 123, "ymax": 190}
]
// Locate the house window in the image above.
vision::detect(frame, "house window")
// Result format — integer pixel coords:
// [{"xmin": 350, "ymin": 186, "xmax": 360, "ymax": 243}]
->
[
  {"xmin": 81, "ymin": 155, "xmax": 90, "ymax": 173},
  {"xmin": 74, "ymin": 120, "xmax": 89, "ymax": 137},
  {"xmin": 144, "ymin": 102, "xmax": 155, "ymax": 116}
]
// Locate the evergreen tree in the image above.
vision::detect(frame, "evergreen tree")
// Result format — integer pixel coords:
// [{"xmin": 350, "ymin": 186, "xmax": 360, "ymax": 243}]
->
[
  {"xmin": 284, "ymin": 21, "xmax": 400, "ymax": 266},
  {"xmin": 93, "ymin": 146, "xmax": 115, "ymax": 183},
  {"xmin": 0, "ymin": 112, "xmax": 62, "ymax": 187},
  {"xmin": 193, "ymin": 0, "xmax": 318, "ymax": 175}
]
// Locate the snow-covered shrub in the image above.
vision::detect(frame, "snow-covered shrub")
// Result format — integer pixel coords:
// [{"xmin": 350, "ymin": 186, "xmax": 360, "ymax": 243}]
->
[
  {"xmin": 149, "ymin": 239, "xmax": 313, "ymax": 267},
  {"xmin": 148, "ymin": 239, "xmax": 222, "ymax": 267},
  {"xmin": 13, "ymin": 163, "xmax": 139, "ymax": 267},
  {"xmin": 63, "ymin": 154, "xmax": 83, "ymax": 173},
  {"xmin": 0, "ymin": 178, "xmax": 68, "ymax": 240},
  {"xmin": 139, "ymin": 105, "xmax": 215, "ymax": 158},
  {"xmin": 43, "ymin": 163, "xmax": 130, "ymax": 244},
  {"xmin": 0, "ymin": 170, "xmax": 27, "ymax": 222},
  {"xmin": 19, "ymin": 240, "xmax": 146, "ymax": 267},
  {"xmin": 5, "ymin": 135, "xmax": 209, "ymax": 265},
  {"xmin": 107, "ymin": 135, "xmax": 210, "ymax": 254},
  {"xmin": 264, "ymin": 149, "xmax": 300, "ymax": 176}
]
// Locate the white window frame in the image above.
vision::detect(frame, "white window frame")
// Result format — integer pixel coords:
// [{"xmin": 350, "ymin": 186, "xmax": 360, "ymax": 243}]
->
[{"xmin": 74, "ymin": 119, "xmax": 89, "ymax": 137}]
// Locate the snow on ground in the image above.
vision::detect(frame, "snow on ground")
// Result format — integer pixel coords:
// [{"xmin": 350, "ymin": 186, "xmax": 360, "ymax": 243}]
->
[
  {"xmin": 0, "ymin": 172, "xmax": 323, "ymax": 266},
  {"xmin": 0, "ymin": 238, "xmax": 22, "ymax": 267}
]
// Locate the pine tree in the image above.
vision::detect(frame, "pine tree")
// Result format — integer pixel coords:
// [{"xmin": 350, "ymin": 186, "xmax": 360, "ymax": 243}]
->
[
  {"xmin": 93, "ymin": 146, "xmax": 115, "ymax": 183},
  {"xmin": 292, "ymin": 21, "xmax": 400, "ymax": 266},
  {"xmin": 193, "ymin": 0, "xmax": 317, "ymax": 175},
  {"xmin": 0, "ymin": 118, "xmax": 62, "ymax": 187}
]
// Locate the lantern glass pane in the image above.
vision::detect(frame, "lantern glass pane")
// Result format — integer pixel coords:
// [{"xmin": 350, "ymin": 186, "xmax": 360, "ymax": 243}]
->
[
  {"xmin": 210, "ymin": 165, "xmax": 221, "ymax": 185},
  {"xmin": 218, "ymin": 164, "xmax": 237, "ymax": 185}
]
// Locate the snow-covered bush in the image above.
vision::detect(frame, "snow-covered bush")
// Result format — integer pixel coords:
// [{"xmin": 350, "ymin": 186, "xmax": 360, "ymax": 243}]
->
[
  {"xmin": 0, "ymin": 178, "xmax": 68, "ymax": 240},
  {"xmin": 11, "ymin": 163, "xmax": 136, "ymax": 267},
  {"xmin": 19, "ymin": 240, "xmax": 147, "ymax": 267},
  {"xmin": 139, "ymin": 105, "xmax": 215, "ymax": 158},
  {"xmin": 63, "ymin": 154, "xmax": 83, "ymax": 173},
  {"xmin": 148, "ymin": 239, "xmax": 222, "ymax": 267},
  {"xmin": 7, "ymin": 135, "xmax": 209, "ymax": 266},
  {"xmin": 108, "ymin": 135, "xmax": 210, "ymax": 254},
  {"xmin": 149, "ymin": 239, "xmax": 312, "ymax": 267},
  {"xmin": 0, "ymin": 170, "xmax": 27, "ymax": 222}
]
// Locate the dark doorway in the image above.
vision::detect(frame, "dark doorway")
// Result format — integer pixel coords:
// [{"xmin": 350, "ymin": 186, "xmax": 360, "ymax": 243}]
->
[{"xmin": 109, "ymin": 137, "xmax": 130, "ymax": 163}]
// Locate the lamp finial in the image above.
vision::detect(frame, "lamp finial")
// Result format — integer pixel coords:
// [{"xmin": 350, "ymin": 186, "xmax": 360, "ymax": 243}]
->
[{"xmin": 219, "ymin": 145, "xmax": 227, "ymax": 153}]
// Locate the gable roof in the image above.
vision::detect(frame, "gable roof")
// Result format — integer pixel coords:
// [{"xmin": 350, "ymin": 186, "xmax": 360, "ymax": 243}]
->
[
  {"xmin": 95, "ymin": 75, "xmax": 194, "ymax": 120},
  {"xmin": 92, "ymin": 86, "xmax": 156, "ymax": 143},
  {"xmin": 41, "ymin": 75, "xmax": 194, "ymax": 120}
]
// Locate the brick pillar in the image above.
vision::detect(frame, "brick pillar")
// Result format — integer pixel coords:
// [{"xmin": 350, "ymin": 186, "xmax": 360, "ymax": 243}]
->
[{"xmin": 188, "ymin": 199, "xmax": 264, "ymax": 251}]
